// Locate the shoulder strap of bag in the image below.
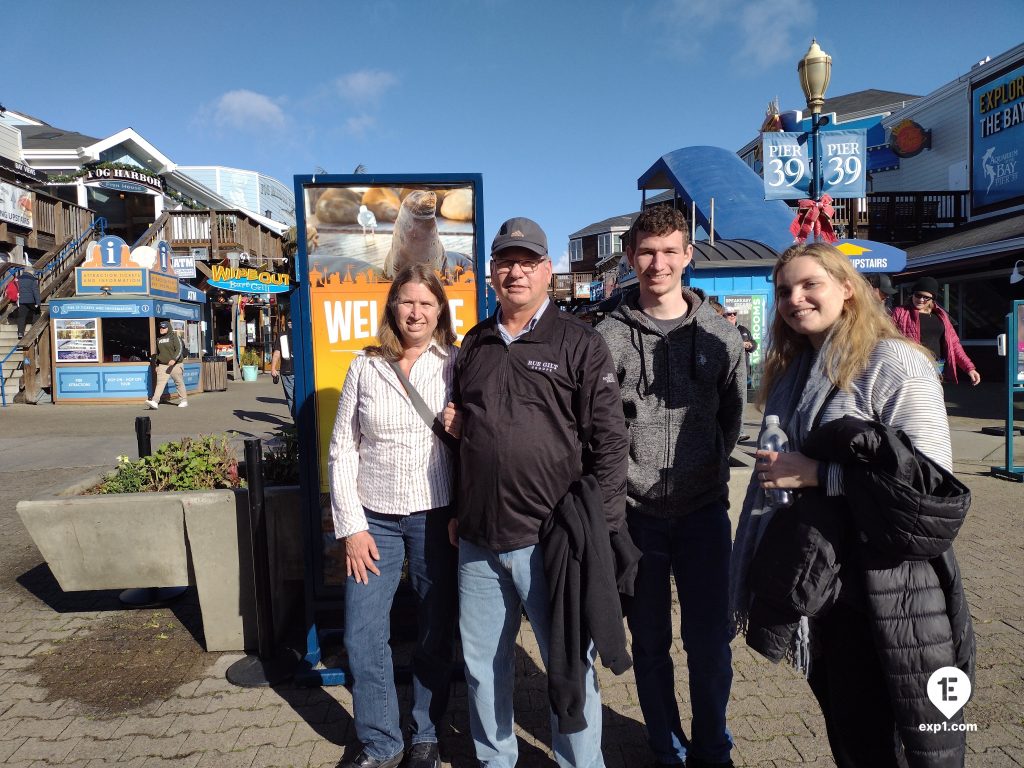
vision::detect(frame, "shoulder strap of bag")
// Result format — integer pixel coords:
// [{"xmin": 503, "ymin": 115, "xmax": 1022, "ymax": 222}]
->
[{"xmin": 389, "ymin": 360, "xmax": 458, "ymax": 453}]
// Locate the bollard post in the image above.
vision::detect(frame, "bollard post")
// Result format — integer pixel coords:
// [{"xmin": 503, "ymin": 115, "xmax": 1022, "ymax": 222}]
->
[
  {"xmin": 121, "ymin": 415, "xmax": 186, "ymax": 607},
  {"xmin": 135, "ymin": 416, "xmax": 152, "ymax": 458},
  {"xmin": 226, "ymin": 438, "xmax": 298, "ymax": 687}
]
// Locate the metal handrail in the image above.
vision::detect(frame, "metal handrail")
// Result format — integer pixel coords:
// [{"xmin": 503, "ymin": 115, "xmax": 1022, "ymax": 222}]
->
[{"xmin": 1, "ymin": 217, "xmax": 106, "ymax": 407}]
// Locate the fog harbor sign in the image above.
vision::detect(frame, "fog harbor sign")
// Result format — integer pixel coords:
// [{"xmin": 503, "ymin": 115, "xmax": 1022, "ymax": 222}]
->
[{"xmin": 84, "ymin": 167, "xmax": 164, "ymax": 195}]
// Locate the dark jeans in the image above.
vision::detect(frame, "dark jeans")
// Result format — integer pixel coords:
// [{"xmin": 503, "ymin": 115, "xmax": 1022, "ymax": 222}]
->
[
  {"xmin": 808, "ymin": 604, "xmax": 910, "ymax": 768},
  {"xmin": 280, "ymin": 373, "xmax": 295, "ymax": 418},
  {"xmin": 16, "ymin": 304, "xmax": 35, "ymax": 337},
  {"xmin": 344, "ymin": 507, "xmax": 458, "ymax": 761},
  {"xmin": 626, "ymin": 503, "xmax": 734, "ymax": 765}
]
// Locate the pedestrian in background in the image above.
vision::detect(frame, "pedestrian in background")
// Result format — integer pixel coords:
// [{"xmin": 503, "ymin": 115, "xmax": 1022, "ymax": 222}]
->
[
  {"xmin": 865, "ymin": 272, "xmax": 897, "ymax": 311},
  {"xmin": 16, "ymin": 266, "xmax": 40, "ymax": 340},
  {"xmin": 329, "ymin": 263, "xmax": 459, "ymax": 768},
  {"xmin": 270, "ymin": 317, "xmax": 296, "ymax": 418},
  {"xmin": 724, "ymin": 305, "xmax": 757, "ymax": 390},
  {"xmin": 891, "ymin": 276, "xmax": 981, "ymax": 385},
  {"xmin": 146, "ymin": 319, "xmax": 188, "ymax": 409}
]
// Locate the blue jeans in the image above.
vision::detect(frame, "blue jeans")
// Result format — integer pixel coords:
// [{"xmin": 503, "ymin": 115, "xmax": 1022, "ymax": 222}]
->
[
  {"xmin": 344, "ymin": 508, "xmax": 458, "ymax": 760},
  {"xmin": 626, "ymin": 504, "xmax": 734, "ymax": 765},
  {"xmin": 458, "ymin": 539, "xmax": 605, "ymax": 768},
  {"xmin": 280, "ymin": 373, "xmax": 295, "ymax": 418}
]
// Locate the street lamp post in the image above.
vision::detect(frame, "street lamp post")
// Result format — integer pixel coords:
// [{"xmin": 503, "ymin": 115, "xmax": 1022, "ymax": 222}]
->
[{"xmin": 797, "ymin": 39, "xmax": 832, "ymax": 206}]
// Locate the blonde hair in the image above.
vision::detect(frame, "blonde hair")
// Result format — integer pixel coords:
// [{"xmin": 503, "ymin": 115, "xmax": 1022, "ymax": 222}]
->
[
  {"xmin": 757, "ymin": 242, "xmax": 914, "ymax": 405},
  {"xmin": 364, "ymin": 263, "xmax": 455, "ymax": 361}
]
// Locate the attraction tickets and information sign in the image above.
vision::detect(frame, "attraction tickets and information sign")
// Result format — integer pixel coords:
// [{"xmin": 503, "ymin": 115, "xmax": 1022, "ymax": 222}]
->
[{"xmin": 293, "ymin": 174, "xmax": 485, "ymax": 592}]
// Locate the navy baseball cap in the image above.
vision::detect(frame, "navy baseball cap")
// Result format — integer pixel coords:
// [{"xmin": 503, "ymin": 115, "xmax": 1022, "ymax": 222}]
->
[{"xmin": 491, "ymin": 217, "xmax": 548, "ymax": 258}]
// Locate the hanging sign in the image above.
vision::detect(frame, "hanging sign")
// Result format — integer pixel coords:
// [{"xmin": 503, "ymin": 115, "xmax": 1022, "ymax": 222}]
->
[
  {"xmin": 762, "ymin": 132, "xmax": 812, "ymax": 200},
  {"xmin": 834, "ymin": 239, "xmax": 907, "ymax": 272},
  {"xmin": 763, "ymin": 129, "xmax": 866, "ymax": 199},
  {"xmin": 172, "ymin": 253, "xmax": 197, "ymax": 278},
  {"xmin": 209, "ymin": 264, "xmax": 291, "ymax": 294}
]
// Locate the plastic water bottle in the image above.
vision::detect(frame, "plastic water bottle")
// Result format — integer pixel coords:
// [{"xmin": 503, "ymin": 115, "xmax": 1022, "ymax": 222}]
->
[{"xmin": 760, "ymin": 415, "xmax": 793, "ymax": 508}]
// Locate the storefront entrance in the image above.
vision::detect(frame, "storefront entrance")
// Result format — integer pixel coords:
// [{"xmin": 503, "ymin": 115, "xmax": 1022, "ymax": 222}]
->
[{"xmin": 86, "ymin": 188, "xmax": 156, "ymax": 244}]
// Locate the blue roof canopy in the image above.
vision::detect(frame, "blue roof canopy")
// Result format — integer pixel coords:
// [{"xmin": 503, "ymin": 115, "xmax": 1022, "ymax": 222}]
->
[{"xmin": 638, "ymin": 146, "xmax": 797, "ymax": 252}]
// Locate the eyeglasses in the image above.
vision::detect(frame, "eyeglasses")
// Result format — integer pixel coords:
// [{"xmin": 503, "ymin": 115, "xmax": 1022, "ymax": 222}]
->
[
  {"xmin": 724, "ymin": 312, "xmax": 738, "ymax": 317},
  {"xmin": 912, "ymin": 293, "xmax": 934, "ymax": 302},
  {"xmin": 492, "ymin": 257, "xmax": 546, "ymax": 275}
]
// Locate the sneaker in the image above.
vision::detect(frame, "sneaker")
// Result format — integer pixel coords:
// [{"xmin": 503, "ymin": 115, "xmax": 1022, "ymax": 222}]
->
[
  {"xmin": 178, "ymin": 401, "xmax": 189, "ymax": 408},
  {"xmin": 144, "ymin": 400, "xmax": 159, "ymax": 410},
  {"xmin": 406, "ymin": 742, "xmax": 439, "ymax": 768}
]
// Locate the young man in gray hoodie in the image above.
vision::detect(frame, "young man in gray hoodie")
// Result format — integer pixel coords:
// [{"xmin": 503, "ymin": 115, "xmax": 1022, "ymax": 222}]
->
[{"xmin": 596, "ymin": 206, "xmax": 743, "ymax": 768}]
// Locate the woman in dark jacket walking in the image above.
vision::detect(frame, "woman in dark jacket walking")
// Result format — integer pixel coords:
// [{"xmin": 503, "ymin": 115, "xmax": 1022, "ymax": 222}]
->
[
  {"xmin": 16, "ymin": 267, "xmax": 41, "ymax": 340},
  {"xmin": 730, "ymin": 243, "xmax": 974, "ymax": 768}
]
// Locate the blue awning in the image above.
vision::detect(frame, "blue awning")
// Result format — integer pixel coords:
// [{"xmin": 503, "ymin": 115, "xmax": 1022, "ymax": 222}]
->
[{"xmin": 638, "ymin": 146, "xmax": 797, "ymax": 253}]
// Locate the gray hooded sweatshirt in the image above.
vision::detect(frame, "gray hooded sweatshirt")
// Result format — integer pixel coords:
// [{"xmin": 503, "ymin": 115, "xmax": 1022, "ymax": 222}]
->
[{"xmin": 596, "ymin": 287, "xmax": 745, "ymax": 517}]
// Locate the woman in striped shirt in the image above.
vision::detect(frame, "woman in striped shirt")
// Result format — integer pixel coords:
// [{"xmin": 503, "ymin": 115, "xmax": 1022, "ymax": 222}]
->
[
  {"xmin": 735, "ymin": 243, "xmax": 964, "ymax": 768},
  {"xmin": 328, "ymin": 263, "xmax": 458, "ymax": 768}
]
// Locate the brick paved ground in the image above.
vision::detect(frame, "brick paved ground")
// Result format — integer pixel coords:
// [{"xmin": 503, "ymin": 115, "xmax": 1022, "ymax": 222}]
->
[{"xmin": 0, "ymin": 380, "xmax": 1020, "ymax": 767}]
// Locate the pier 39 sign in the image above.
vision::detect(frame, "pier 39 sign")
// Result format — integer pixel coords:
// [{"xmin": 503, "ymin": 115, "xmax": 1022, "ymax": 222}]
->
[{"xmin": 762, "ymin": 129, "xmax": 867, "ymax": 200}]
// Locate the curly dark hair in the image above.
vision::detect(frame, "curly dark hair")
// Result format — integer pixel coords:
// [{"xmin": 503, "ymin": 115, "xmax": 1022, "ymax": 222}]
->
[{"xmin": 627, "ymin": 205, "xmax": 690, "ymax": 250}]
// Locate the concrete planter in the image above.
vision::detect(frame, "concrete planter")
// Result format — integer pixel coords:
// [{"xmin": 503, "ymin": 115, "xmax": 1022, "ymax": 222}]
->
[{"xmin": 17, "ymin": 483, "xmax": 303, "ymax": 653}]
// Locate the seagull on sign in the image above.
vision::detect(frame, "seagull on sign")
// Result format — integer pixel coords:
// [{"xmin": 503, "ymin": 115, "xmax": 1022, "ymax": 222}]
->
[{"xmin": 357, "ymin": 204, "xmax": 377, "ymax": 239}]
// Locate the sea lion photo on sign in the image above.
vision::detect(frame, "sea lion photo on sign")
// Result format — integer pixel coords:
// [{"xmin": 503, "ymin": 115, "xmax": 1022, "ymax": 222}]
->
[
  {"xmin": 315, "ymin": 188, "xmax": 361, "ymax": 224},
  {"xmin": 382, "ymin": 190, "xmax": 445, "ymax": 279},
  {"xmin": 361, "ymin": 187, "xmax": 401, "ymax": 222}
]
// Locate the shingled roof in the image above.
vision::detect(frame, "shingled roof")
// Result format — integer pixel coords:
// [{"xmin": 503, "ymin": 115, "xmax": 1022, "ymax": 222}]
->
[{"xmin": 17, "ymin": 124, "xmax": 101, "ymax": 150}]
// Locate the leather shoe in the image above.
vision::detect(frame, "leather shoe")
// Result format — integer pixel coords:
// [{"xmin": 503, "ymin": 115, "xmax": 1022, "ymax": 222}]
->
[
  {"xmin": 405, "ymin": 742, "xmax": 440, "ymax": 768},
  {"xmin": 337, "ymin": 748, "xmax": 404, "ymax": 768}
]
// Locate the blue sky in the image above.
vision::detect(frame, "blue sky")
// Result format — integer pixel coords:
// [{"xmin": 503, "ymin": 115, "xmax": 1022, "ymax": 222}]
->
[{"xmin": 7, "ymin": 1, "xmax": 1023, "ymax": 269}]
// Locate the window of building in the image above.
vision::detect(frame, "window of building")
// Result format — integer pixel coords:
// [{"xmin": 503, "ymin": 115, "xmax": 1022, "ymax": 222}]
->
[
  {"xmin": 598, "ymin": 233, "xmax": 612, "ymax": 258},
  {"xmin": 569, "ymin": 238, "xmax": 583, "ymax": 262},
  {"xmin": 614, "ymin": 232, "xmax": 626, "ymax": 253}
]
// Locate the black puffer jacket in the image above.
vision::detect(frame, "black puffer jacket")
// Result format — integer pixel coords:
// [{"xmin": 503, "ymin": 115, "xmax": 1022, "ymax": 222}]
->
[{"xmin": 747, "ymin": 416, "xmax": 974, "ymax": 768}]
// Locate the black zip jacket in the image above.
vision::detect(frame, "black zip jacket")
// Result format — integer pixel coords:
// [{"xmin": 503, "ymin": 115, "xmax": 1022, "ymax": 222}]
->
[
  {"xmin": 540, "ymin": 475, "xmax": 641, "ymax": 734},
  {"xmin": 454, "ymin": 307, "xmax": 627, "ymax": 552}
]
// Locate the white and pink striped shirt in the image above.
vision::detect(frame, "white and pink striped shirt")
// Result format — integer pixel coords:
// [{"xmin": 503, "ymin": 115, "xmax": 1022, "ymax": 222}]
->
[{"xmin": 328, "ymin": 343, "xmax": 457, "ymax": 538}]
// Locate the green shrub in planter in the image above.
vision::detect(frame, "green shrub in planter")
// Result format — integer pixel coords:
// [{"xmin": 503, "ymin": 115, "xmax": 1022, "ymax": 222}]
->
[
  {"xmin": 91, "ymin": 436, "xmax": 241, "ymax": 494},
  {"xmin": 240, "ymin": 347, "xmax": 261, "ymax": 367}
]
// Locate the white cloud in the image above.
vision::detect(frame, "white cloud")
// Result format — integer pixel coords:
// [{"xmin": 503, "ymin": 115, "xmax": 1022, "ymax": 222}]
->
[
  {"xmin": 335, "ymin": 69, "xmax": 398, "ymax": 106},
  {"xmin": 651, "ymin": 0, "xmax": 814, "ymax": 67},
  {"xmin": 553, "ymin": 249, "xmax": 570, "ymax": 273},
  {"xmin": 207, "ymin": 90, "xmax": 287, "ymax": 132},
  {"xmin": 736, "ymin": 0, "xmax": 816, "ymax": 69},
  {"xmin": 344, "ymin": 115, "xmax": 376, "ymax": 138},
  {"xmin": 652, "ymin": 0, "xmax": 729, "ymax": 58}
]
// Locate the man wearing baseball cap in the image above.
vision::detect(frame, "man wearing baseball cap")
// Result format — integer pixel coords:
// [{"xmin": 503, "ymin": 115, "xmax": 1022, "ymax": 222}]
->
[
  {"xmin": 146, "ymin": 319, "xmax": 188, "ymax": 409},
  {"xmin": 449, "ymin": 217, "xmax": 628, "ymax": 766},
  {"xmin": 865, "ymin": 273, "xmax": 897, "ymax": 310}
]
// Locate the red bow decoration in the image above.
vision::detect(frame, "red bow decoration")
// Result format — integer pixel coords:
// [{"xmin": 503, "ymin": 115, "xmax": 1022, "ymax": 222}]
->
[{"xmin": 789, "ymin": 194, "xmax": 838, "ymax": 244}]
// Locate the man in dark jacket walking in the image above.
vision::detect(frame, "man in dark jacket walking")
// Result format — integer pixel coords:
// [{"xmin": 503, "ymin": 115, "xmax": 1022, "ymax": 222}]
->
[
  {"xmin": 16, "ymin": 267, "xmax": 41, "ymax": 339},
  {"xmin": 450, "ymin": 217, "xmax": 627, "ymax": 768},
  {"xmin": 146, "ymin": 319, "xmax": 188, "ymax": 409},
  {"xmin": 596, "ymin": 206, "xmax": 744, "ymax": 768}
]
